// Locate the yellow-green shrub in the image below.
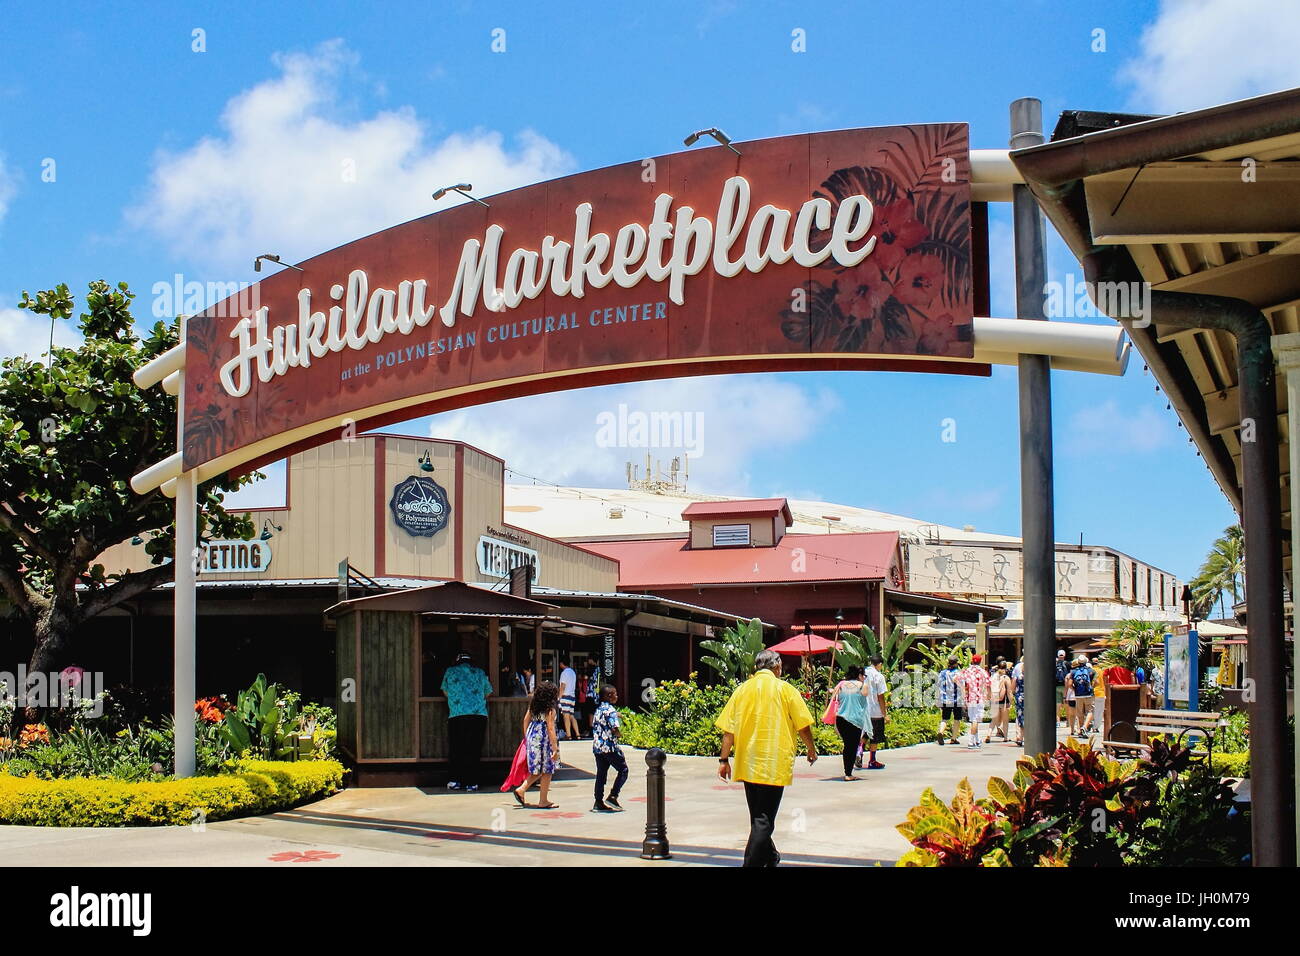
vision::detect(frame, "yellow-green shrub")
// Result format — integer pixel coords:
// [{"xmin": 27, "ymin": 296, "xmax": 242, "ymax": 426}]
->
[
  {"xmin": 1207, "ymin": 751, "xmax": 1249, "ymax": 778},
  {"xmin": 0, "ymin": 759, "xmax": 345, "ymax": 827}
]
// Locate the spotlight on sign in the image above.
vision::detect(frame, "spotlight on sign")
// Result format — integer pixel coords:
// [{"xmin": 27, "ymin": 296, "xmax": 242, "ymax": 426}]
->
[
  {"xmin": 260, "ymin": 519, "xmax": 284, "ymax": 541},
  {"xmin": 418, "ymin": 450, "xmax": 434, "ymax": 472},
  {"xmin": 432, "ymin": 183, "xmax": 490, "ymax": 207},
  {"xmin": 683, "ymin": 127, "xmax": 740, "ymax": 155},
  {"xmin": 253, "ymin": 254, "xmax": 304, "ymax": 274}
]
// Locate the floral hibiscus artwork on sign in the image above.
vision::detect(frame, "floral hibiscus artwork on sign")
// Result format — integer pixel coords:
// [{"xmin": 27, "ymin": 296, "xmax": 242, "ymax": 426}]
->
[{"xmin": 783, "ymin": 125, "xmax": 973, "ymax": 356}]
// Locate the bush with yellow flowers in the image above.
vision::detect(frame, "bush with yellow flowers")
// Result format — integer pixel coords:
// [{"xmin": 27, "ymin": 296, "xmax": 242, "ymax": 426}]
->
[{"xmin": 0, "ymin": 759, "xmax": 345, "ymax": 827}]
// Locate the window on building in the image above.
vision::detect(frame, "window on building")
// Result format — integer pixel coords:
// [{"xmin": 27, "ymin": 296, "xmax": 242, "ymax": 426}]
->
[
  {"xmin": 712, "ymin": 524, "xmax": 751, "ymax": 547},
  {"xmin": 420, "ymin": 619, "xmax": 489, "ymax": 697}
]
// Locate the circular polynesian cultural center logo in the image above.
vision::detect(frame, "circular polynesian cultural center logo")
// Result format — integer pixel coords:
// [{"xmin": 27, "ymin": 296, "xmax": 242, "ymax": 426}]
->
[{"xmin": 389, "ymin": 476, "xmax": 451, "ymax": 537}]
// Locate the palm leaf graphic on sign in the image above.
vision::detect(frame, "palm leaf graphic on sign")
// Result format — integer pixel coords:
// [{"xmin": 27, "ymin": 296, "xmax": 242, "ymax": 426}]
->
[{"xmin": 875, "ymin": 124, "xmax": 968, "ymax": 193}]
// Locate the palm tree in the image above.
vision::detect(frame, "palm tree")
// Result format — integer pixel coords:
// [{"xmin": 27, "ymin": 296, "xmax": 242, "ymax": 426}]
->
[
  {"xmin": 1097, "ymin": 619, "xmax": 1164, "ymax": 674},
  {"xmin": 1191, "ymin": 524, "xmax": 1244, "ymax": 619}
]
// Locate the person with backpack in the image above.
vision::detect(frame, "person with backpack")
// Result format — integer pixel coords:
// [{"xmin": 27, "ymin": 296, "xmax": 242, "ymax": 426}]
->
[
  {"xmin": 1054, "ymin": 649, "xmax": 1070, "ymax": 727},
  {"xmin": 1068, "ymin": 655, "xmax": 1095, "ymax": 737}
]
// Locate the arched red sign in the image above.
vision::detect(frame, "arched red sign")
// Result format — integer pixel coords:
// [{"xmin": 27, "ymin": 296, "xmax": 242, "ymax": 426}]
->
[{"xmin": 181, "ymin": 124, "xmax": 978, "ymax": 473}]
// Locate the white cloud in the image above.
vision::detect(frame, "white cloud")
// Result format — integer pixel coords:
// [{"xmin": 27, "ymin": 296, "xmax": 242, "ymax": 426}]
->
[
  {"xmin": 1121, "ymin": 0, "xmax": 1300, "ymax": 112},
  {"xmin": 128, "ymin": 39, "xmax": 574, "ymax": 275},
  {"xmin": 421, "ymin": 374, "xmax": 840, "ymax": 495},
  {"xmin": 0, "ymin": 302, "xmax": 81, "ymax": 360},
  {"xmin": 0, "ymin": 155, "xmax": 16, "ymax": 225},
  {"xmin": 1066, "ymin": 399, "xmax": 1174, "ymax": 456}
]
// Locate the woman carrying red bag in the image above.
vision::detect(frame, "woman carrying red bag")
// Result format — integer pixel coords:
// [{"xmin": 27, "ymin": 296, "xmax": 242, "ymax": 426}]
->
[{"xmin": 823, "ymin": 666, "xmax": 870, "ymax": 781}]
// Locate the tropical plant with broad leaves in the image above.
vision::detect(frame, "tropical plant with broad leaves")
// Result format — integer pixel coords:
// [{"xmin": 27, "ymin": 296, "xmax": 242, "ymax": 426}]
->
[
  {"xmin": 699, "ymin": 618, "xmax": 767, "ymax": 684},
  {"xmin": 839, "ymin": 623, "xmax": 915, "ymax": 676},
  {"xmin": 896, "ymin": 778, "xmax": 1006, "ymax": 867},
  {"xmin": 914, "ymin": 639, "xmax": 974, "ymax": 672},
  {"xmin": 899, "ymin": 739, "xmax": 1243, "ymax": 867},
  {"xmin": 218, "ymin": 673, "xmax": 300, "ymax": 760}
]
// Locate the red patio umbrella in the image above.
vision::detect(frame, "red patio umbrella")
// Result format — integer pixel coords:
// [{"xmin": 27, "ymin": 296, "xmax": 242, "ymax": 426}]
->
[{"xmin": 769, "ymin": 633, "xmax": 842, "ymax": 655}]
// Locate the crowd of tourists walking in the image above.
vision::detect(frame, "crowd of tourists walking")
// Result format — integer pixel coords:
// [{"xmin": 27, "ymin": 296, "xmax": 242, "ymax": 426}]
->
[{"xmin": 455, "ymin": 639, "xmax": 1166, "ymax": 867}]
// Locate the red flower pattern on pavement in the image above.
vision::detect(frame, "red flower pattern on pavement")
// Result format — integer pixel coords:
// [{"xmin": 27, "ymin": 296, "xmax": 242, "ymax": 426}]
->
[{"xmin": 268, "ymin": 849, "xmax": 341, "ymax": 862}]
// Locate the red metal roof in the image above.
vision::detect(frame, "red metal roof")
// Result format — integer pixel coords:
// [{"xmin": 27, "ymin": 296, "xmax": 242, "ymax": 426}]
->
[
  {"xmin": 680, "ymin": 498, "xmax": 793, "ymax": 523},
  {"xmin": 581, "ymin": 532, "xmax": 899, "ymax": 589}
]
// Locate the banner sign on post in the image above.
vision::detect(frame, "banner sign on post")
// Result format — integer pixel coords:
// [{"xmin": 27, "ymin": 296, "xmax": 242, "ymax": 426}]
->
[
  {"xmin": 1164, "ymin": 629, "xmax": 1199, "ymax": 711},
  {"xmin": 181, "ymin": 125, "xmax": 978, "ymax": 475}
]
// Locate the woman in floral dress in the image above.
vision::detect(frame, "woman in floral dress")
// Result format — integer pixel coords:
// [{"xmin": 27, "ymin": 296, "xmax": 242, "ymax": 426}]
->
[{"xmin": 513, "ymin": 680, "xmax": 560, "ymax": 808}]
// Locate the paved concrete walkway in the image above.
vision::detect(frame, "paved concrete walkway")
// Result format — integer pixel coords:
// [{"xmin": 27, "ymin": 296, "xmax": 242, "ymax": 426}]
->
[{"xmin": 0, "ymin": 735, "xmax": 1034, "ymax": 867}]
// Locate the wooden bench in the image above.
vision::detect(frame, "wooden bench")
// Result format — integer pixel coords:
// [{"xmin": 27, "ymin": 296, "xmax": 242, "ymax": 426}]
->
[{"xmin": 1102, "ymin": 708, "xmax": 1222, "ymax": 760}]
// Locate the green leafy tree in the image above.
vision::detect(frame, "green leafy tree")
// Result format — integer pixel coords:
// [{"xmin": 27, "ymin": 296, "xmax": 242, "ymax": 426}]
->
[
  {"xmin": 1190, "ymin": 524, "xmax": 1244, "ymax": 619},
  {"xmin": 0, "ymin": 282, "xmax": 257, "ymax": 677},
  {"xmin": 699, "ymin": 617, "xmax": 766, "ymax": 683}
]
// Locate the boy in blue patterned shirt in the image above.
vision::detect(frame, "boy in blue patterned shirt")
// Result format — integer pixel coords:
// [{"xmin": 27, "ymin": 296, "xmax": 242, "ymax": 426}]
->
[{"xmin": 591, "ymin": 686, "xmax": 628, "ymax": 813}]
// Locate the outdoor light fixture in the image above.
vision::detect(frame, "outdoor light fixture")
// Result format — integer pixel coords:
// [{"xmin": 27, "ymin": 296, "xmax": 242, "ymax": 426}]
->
[
  {"xmin": 834, "ymin": 609, "xmax": 844, "ymax": 625},
  {"xmin": 252, "ymin": 253, "xmax": 304, "ymax": 274},
  {"xmin": 260, "ymin": 519, "xmax": 283, "ymax": 541},
  {"xmin": 682, "ymin": 127, "xmax": 740, "ymax": 155},
  {"xmin": 131, "ymin": 535, "xmax": 144, "ymax": 546},
  {"xmin": 418, "ymin": 450, "xmax": 434, "ymax": 472},
  {"xmin": 432, "ymin": 183, "xmax": 489, "ymax": 207}
]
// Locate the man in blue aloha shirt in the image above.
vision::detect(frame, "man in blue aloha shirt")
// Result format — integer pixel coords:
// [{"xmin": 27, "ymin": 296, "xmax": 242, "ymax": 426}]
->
[
  {"xmin": 591, "ymin": 686, "xmax": 628, "ymax": 813},
  {"xmin": 441, "ymin": 652, "xmax": 493, "ymax": 792}
]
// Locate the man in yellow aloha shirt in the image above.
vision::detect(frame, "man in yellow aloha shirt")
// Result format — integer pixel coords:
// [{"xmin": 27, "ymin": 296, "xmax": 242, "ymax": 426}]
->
[{"xmin": 717, "ymin": 649, "xmax": 817, "ymax": 867}]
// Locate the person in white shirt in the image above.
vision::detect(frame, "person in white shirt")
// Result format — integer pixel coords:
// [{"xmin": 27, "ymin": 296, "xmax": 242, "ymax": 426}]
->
[
  {"xmin": 558, "ymin": 657, "xmax": 581, "ymax": 741},
  {"xmin": 860, "ymin": 656, "xmax": 889, "ymax": 769}
]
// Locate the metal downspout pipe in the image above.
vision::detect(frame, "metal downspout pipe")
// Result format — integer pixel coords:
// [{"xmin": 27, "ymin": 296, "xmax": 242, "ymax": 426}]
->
[{"xmin": 1083, "ymin": 248, "xmax": 1292, "ymax": 868}]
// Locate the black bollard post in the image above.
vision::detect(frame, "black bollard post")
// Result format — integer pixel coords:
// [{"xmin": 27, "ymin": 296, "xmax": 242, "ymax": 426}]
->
[{"xmin": 640, "ymin": 747, "xmax": 671, "ymax": 860}]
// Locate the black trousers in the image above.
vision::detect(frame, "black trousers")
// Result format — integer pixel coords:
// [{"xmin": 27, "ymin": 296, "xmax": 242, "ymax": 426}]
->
[
  {"xmin": 594, "ymin": 749, "xmax": 628, "ymax": 801},
  {"xmin": 835, "ymin": 716, "xmax": 863, "ymax": 775},
  {"xmin": 742, "ymin": 782, "xmax": 784, "ymax": 867},
  {"xmin": 448, "ymin": 714, "xmax": 487, "ymax": 785}
]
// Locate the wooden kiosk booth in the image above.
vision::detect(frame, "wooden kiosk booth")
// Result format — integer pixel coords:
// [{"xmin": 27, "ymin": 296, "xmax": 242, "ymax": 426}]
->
[{"xmin": 326, "ymin": 581, "xmax": 610, "ymax": 786}]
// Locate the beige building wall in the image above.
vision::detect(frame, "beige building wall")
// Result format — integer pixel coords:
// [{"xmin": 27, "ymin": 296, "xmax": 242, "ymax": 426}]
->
[
  {"xmin": 98, "ymin": 438, "xmax": 376, "ymax": 581},
  {"xmin": 100, "ymin": 433, "xmax": 617, "ymax": 592},
  {"xmin": 905, "ymin": 542, "xmax": 1178, "ymax": 610},
  {"xmin": 380, "ymin": 436, "xmax": 458, "ymax": 579}
]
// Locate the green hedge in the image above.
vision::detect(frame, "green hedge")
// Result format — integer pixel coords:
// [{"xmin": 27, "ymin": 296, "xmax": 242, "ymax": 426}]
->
[
  {"xmin": 620, "ymin": 676, "xmax": 943, "ymax": 757},
  {"xmin": 0, "ymin": 759, "xmax": 345, "ymax": 827}
]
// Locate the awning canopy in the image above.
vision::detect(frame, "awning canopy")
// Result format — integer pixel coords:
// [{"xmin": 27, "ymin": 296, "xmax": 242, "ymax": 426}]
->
[
  {"xmin": 1011, "ymin": 87, "xmax": 1300, "ymax": 581},
  {"xmin": 325, "ymin": 579, "xmax": 558, "ymax": 618},
  {"xmin": 884, "ymin": 588, "xmax": 1008, "ymax": 625}
]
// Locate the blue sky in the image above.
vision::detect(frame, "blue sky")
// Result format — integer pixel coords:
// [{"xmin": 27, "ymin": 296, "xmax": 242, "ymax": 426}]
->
[{"xmin": 4, "ymin": 0, "xmax": 1293, "ymax": 581}]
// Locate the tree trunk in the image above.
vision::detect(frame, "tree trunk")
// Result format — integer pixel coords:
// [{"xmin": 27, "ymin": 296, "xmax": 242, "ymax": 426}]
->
[{"xmin": 23, "ymin": 603, "xmax": 78, "ymax": 722}]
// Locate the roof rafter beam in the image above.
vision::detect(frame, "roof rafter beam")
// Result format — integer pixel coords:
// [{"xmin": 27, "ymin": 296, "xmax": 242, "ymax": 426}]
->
[{"xmin": 1084, "ymin": 163, "xmax": 1300, "ymax": 246}]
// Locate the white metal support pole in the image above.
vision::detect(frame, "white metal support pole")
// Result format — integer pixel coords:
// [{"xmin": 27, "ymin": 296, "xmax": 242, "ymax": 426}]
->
[
  {"xmin": 173, "ymin": 315, "xmax": 197, "ymax": 778},
  {"xmin": 174, "ymin": 467, "xmax": 197, "ymax": 778},
  {"xmin": 1270, "ymin": 331, "xmax": 1300, "ymax": 854}
]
